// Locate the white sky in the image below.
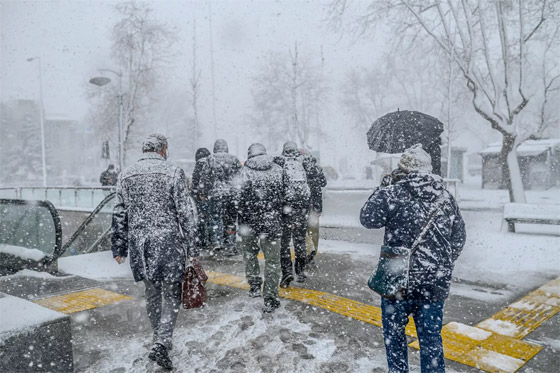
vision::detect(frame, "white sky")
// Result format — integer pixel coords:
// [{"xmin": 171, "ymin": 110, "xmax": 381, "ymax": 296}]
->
[{"xmin": 1, "ymin": 0, "xmax": 380, "ymax": 122}]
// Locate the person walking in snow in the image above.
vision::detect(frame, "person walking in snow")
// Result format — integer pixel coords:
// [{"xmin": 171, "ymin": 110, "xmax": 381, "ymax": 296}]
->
[
  {"xmin": 100, "ymin": 164, "xmax": 118, "ymax": 186},
  {"xmin": 204, "ymin": 139, "xmax": 242, "ymax": 256},
  {"xmin": 111, "ymin": 133, "xmax": 198, "ymax": 370},
  {"xmin": 360, "ymin": 144, "xmax": 466, "ymax": 373},
  {"xmin": 299, "ymin": 150, "xmax": 327, "ymax": 266},
  {"xmin": 238, "ymin": 143, "xmax": 285, "ymax": 313},
  {"xmin": 275, "ymin": 141, "xmax": 312, "ymax": 287},
  {"xmin": 192, "ymin": 147, "xmax": 212, "ymax": 253}
]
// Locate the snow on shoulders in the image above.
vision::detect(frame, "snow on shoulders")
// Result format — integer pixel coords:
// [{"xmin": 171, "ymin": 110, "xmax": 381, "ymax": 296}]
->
[
  {"xmin": 0, "ymin": 293, "xmax": 65, "ymax": 340},
  {"xmin": 0, "ymin": 244, "xmax": 46, "ymax": 261},
  {"xmin": 58, "ymin": 251, "xmax": 133, "ymax": 280}
]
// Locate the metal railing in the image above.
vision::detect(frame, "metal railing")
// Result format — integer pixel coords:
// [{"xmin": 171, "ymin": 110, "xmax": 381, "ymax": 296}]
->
[{"xmin": 0, "ymin": 186, "xmax": 116, "ymax": 210}]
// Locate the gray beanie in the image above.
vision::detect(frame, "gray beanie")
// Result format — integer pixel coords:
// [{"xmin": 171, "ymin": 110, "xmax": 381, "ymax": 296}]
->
[
  {"xmin": 398, "ymin": 144, "xmax": 432, "ymax": 173},
  {"xmin": 142, "ymin": 133, "xmax": 168, "ymax": 153}
]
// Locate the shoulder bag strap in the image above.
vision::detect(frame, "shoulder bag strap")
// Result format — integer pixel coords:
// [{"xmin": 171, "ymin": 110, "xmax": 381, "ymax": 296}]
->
[{"xmin": 409, "ymin": 195, "xmax": 444, "ymax": 255}]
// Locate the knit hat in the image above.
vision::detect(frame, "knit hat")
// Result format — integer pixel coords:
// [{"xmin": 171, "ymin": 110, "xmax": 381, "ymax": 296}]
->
[
  {"xmin": 142, "ymin": 133, "xmax": 168, "ymax": 153},
  {"xmin": 398, "ymin": 144, "xmax": 432, "ymax": 173}
]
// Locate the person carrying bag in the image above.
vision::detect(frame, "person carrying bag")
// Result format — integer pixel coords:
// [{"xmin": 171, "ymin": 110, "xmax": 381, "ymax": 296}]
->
[{"xmin": 360, "ymin": 144, "xmax": 466, "ymax": 373}]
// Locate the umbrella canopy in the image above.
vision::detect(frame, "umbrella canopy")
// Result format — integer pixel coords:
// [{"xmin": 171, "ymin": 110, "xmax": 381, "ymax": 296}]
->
[{"xmin": 367, "ymin": 110, "xmax": 444, "ymax": 175}]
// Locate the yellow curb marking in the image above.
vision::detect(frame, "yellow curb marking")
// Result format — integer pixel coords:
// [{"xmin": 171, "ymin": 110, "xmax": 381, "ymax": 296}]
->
[
  {"xmin": 475, "ymin": 278, "xmax": 560, "ymax": 339},
  {"xmin": 34, "ymin": 288, "xmax": 132, "ymax": 314},
  {"xmin": 207, "ymin": 271, "xmax": 556, "ymax": 373}
]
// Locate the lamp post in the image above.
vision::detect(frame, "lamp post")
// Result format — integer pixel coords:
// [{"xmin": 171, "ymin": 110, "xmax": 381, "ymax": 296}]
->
[
  {"xmin": 27, "ymin": 56, "xmax": 47, "ymax": 187},
  {"xmin": 89, "ymin": 69, "xmax": 124, "ymax": 171}
]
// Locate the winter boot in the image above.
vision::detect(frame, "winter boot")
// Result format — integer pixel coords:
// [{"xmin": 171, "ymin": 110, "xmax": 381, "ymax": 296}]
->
[
  {"xmin": 262, "ymin": 297, "xmax": 280, "ymax": 313},
  {"xmin": 249, "ymin": 284, "xmax": 262, "ymax": 298},
  {"xmin": 279, "ymin": 273, "xmax": 294, "ymax": 288},
  {"xmin": 295, "ymin": 273, "xmax": 307, "ymax": 283},
  {"xmin": 149, "ymin": 343, "xmax": 173, "ymax": 370}
]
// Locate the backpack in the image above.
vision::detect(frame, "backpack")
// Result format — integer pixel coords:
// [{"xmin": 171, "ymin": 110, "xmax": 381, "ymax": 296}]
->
[{"xmin": 283, "ymin": 157, "xmax": 311, "ymax": 203}]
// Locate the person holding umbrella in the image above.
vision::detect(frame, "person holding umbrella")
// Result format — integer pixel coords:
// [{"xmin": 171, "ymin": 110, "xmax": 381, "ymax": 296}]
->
[{"xmin": 360, "ymin": 144, "xmax": 466, "ymax": 372}]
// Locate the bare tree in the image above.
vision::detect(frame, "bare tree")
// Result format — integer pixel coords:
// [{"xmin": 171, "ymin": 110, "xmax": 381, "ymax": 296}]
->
[
  {"xmin": 111, "ymin": 0, "xmax": 176, "ymax": 164},
  {"xmin": 330, "ymin": 0, "xmax": 560, "ymax": 202},
  {"xmin": 250, "ymin": 46, "xmax": 328, "ymax": 151}
]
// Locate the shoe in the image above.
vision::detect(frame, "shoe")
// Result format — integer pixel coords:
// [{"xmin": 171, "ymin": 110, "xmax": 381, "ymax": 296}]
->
[
  {"xmin": 262, "ymin": 297, "xmax": 280, "ymax": 313},
  {"xmin": 249, "ymin": 284, "xmax": 262, "ymax": 298},
  {"xmin": 279, "ymin": 273, "xmax": 294, "ymax": 288},
  {"xmin": 223, "ymin": 248, "xmax": 239, "ymax": 257},
  {"xmin": 295, "ymin": 273, "xmax": 307, "ymax": 283},
  {"xmin": 149, "ymin": 343, "xmax": 173, "ymax": 370}
]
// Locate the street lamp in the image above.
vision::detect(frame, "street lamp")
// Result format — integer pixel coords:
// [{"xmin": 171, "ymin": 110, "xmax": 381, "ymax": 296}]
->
[
  {"xmin": 89, "ymin": 69, "xmax": 124, "ymax": 171},
  {"xmin": 27, "ymin": 56, "xmax": 47, "ymax": 187}
]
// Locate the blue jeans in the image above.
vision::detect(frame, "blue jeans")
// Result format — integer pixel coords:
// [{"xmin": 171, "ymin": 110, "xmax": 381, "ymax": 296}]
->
[
  {"xmin": 208, "ymin": 195, "xmax": 236, "ymax": 251},
  {"xmin": 381, "ymin": 298, "xmax": 445, "ymax": 373}
]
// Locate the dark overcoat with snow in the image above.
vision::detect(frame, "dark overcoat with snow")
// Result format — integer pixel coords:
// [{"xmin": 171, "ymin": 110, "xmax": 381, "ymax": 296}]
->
[
  {"xmin": 304, "ymin": 155, "xmax": 327, "ymax": 213},
  {"xmin": 360, "ymin": 172, "xmax": 466, "ymax": 302},
  {"xmin": 191, "ymin": 156, "xmax": 211, "ymax": 201},
  {"xmin": 238, "ymin": 144, "xmax": 285, "ymax": 237},
  {"xmin": 111, "ymin": 153, "xmax": 199, "ymax": 283},
  {"xmin": 205, "ymin": 139, "xmax": 242, "ymax": 199}
]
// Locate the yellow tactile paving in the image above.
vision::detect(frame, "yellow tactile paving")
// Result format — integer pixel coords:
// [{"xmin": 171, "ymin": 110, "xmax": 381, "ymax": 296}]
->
[
  {"xmin": 34, "ymin": 288, "xmax": 132, "ymax": 314},
  {"xmin": 409, "ymin": 322, "xmax": 541, "ymax": 373},
  {"xmin": 207, "ymin": 271, "xmax": 415, "ymax": 336},
  {"xmin": 476, "ymin": 277, "xmax": 560, "ymax": 339},
  {"xmin": 207, "ymin": 271, "xmax": 557, "ymax": 373}
]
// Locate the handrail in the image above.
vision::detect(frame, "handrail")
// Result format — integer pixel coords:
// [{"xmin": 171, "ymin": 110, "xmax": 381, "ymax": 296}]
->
[{"xmin": 0, "ymin": 186, "xmax": 116, "ymax": 210}]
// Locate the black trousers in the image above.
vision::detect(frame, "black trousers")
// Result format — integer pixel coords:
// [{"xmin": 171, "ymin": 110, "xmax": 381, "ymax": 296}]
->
[{"xmin": 280, "ymin": 205, "xmax": 309, "ymax": 276}]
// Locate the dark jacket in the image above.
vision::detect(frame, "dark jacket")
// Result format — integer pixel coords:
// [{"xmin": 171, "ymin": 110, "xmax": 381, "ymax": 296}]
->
[
  {"xmin": 303, "ymin": 155, "xmax": 327, "ymax": 213},
  {"xmin": 111, "ymin": 153, "xmax": 199, "ymax": 283},
  {"xmin": 191, "ymin": 149, "xmax": 211, "ymax": 201},
  {"xmin": 274, "ymin": 142, "xmax": 312, "ymax": 207},
  {"xmin": 100, "ymin": 169, "xmax": 118, "ymax": 186},
  {"xmin": 238, "ymin": 144, "xmax": 284, "ymax": 237},
  {"xmin": 205, "ymin": 139, "xmax": 242, "ymax": 199},
  {"xmin": 360, "ymin": 172, "xmax": 466, "ymax": 302}
]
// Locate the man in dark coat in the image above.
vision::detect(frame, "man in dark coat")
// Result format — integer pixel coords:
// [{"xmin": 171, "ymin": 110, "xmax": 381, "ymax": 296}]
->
[
  {"xmin": 205, "ymin": 139, "xmax": 242, "ymax": 256},
  {"xmin": 191, "ymin": 147, "xmax": 212, "ymax": 252},
  {"xmin": 99, "ymin": 164, "xmax": 118, "ymax": 186},
  {"xmin": 238, "ymin": 143, "xmax": 284, "ymax": 313},
  {"xmin": 111, "ymin": 133, "xmax": 198, "ymax": 370},
  {"xmin": 275, "ymin": 141, "xmax": 311, "ymax": 287},
  {"xmin": 360, "ymin": 144, "xmax": 466, "ymax": 373},
  {"xmin": 300, "ymin": 152, "xmax": 327, "ymax": 265}
]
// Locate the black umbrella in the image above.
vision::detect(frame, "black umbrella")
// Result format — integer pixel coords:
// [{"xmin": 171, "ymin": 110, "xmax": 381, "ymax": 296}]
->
[{"xmin": 367, "ymin": 110, "xmax": 444, "ymax": 175}]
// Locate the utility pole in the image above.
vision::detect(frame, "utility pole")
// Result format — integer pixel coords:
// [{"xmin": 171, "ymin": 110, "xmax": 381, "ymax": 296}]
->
[
  {"xmin": 208, "ymin": 0, "xmax": 218, "ymax": 138},
  {"xmin": 27, "ymin": 57, "xmax": 47, "ymax": 187}
]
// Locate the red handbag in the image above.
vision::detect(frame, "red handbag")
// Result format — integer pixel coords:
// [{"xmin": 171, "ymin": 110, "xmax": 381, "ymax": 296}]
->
[{"xmin": 182, "ymin": 259, "xmax": 208, "ymax": 309}]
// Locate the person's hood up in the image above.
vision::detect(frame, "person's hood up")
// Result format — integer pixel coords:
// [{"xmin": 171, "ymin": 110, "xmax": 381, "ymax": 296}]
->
[
  {"xmin": 282, "ymin": 141, "xmax": 300, "ymax": 157},
  {"xmin": 195, "ymin": 147, "xmax": 211, "ymax": 161},
  {"xmin": 247, "ymin": 143, "xmax": 267, "ymax": 159},
  {"xmin": 213, "ymin": 139, "xmax": 229, "ymax": 153},
  {"xmin": 398, "ymin": 172, "xmax": 444, "ymax": 202}
]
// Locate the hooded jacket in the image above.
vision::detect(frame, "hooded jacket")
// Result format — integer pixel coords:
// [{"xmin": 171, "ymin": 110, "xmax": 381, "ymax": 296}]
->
[
  {"xmin": 360, "ymin": 172, "xmax": 466, "ymax": 302},
  {"xmin": 192, "ymin": 148, "xmax": 211, "ymax": 200},
  {"xmin": 237, "ymin": 144, "xmax": 284, "ymax": 237},
  {"xmin": 111, "ymin": 152, "xmax": 199, "ymax": 283},
  {"xmin": 205, "ymin": 139, "xmax": 242, "ymax": 199}
]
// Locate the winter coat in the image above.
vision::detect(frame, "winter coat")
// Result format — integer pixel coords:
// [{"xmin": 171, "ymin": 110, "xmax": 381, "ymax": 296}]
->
[
  {"xmin": 303, "ymin": 155, "xmax": 327, "ymax": 213},
  {"xmin": 205, "ymin": 139, "xmax": 242, "ymax": 199},
  {"xmin": 360, "ymin": 172, "xmax": 466, "ymax": 302},
  {"xmin": 238, "ymin": 144, "xmax": 285, "ymax": 237},
  {"xmin": 191, "ymin": 156, "xmax": 211, "ymax": 201},
  {"xmin": 100, "ymin": 169, "xmax": 118, "ymax": 186},
  {"xmin": 111, "ymin": 152, "xmax": 199, "ymax": 283},
  {"xmin": 273, "ymin": 142, "xmax": 312, "ymax": 208}
]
